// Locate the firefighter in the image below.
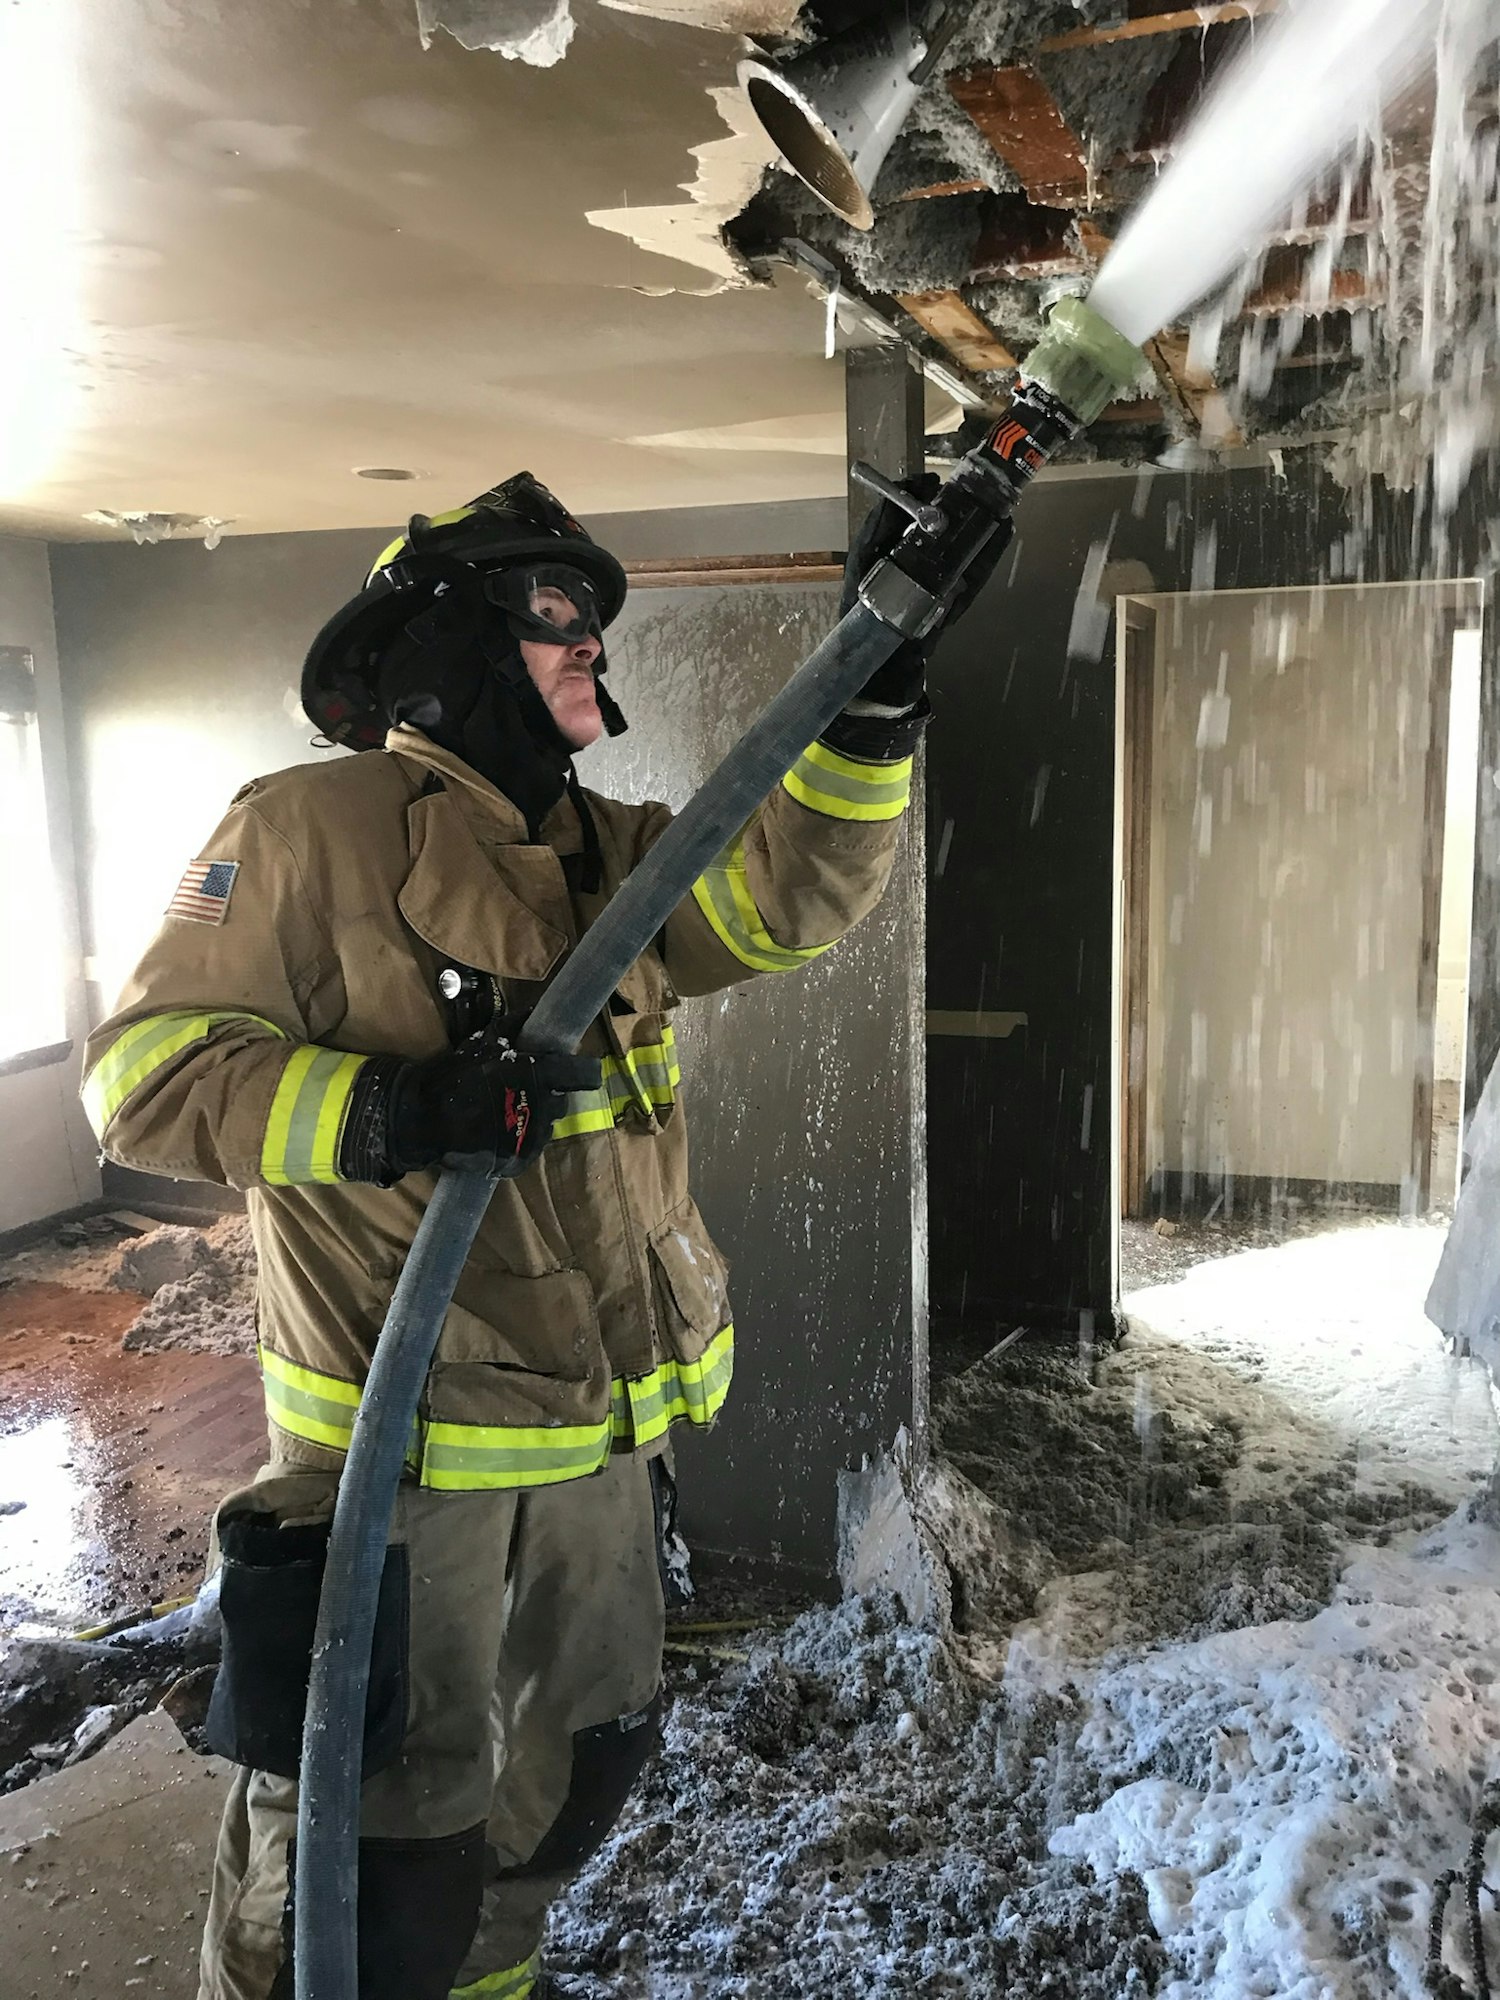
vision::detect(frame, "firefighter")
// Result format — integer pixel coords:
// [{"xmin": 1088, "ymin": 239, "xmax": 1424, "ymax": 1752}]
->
[{"xmin": 81, "ymin": 471, "xmax": 984, "ymax": 2000}]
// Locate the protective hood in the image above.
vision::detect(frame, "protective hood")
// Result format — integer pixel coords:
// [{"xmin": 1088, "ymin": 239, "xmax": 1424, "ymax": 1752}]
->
[{"xmin": 300, "ymin": 472, "xmax": 629, "ymax": 755}]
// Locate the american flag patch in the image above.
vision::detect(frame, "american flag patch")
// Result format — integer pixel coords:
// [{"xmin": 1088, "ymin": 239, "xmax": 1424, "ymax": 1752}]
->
[{"xmin": 167, "ymin": 859, "xmax": 240, "ymax": 925}]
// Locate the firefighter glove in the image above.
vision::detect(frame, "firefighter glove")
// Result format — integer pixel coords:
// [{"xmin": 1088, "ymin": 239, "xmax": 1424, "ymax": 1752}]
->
[
  {"xmin": 840, "ymin": 473, "xmax": 1013, "ymax": 714},
  {"xmin": 339, "ymin": 1020, "xmax": 601, "ymax": 1182}
]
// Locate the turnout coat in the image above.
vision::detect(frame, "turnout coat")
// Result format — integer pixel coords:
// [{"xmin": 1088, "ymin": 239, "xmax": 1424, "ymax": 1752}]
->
[{"xmin": 82, "ymin": 723, "xmax": 912, "ymax": 1492}]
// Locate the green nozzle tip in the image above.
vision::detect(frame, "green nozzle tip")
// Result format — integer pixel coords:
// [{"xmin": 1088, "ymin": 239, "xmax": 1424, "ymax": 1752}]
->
[{"xmin": 1022, "ymin": 297, "xmax": 1149, "ymax": 427}]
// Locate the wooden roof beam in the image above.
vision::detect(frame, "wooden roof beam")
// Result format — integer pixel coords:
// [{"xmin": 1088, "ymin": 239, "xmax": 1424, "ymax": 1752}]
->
[
  {"xmin": 970, "ymin": 198, "xmax": 1087, "ymax": 280},
  {"xmin": 894, "ymin": 178, "xmax": 988, "ymax": 203},
  {"xmin": 895, "ymin": 290, "xmax": 1018, "ymax": 374},
  {"xmin": 947, "ymin": 65, "xmax": 1090, "ymax": 209},
  {"xmin": 1145, "ymin": 329, "xmax": 1244, "ymax": 446},
  {"xmin": 1038, "ymin": 1, "xmax": 1278, "ymax": 53}
]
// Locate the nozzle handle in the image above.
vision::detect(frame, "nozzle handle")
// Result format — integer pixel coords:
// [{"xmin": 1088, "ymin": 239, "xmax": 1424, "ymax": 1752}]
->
[{"xmin": 849, "ymin": 460, "xmax": 947, "ymax": 536}]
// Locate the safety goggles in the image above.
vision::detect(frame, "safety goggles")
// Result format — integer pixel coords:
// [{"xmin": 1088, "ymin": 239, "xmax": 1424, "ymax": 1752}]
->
[{"xmin": 483, "ymin": 563, "xmax": 603, "ymax": 649}]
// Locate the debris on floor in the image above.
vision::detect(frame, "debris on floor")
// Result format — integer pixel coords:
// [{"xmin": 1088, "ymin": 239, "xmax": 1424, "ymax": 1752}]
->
[
  {"xmin": 117, "ymin": 1217, "xmax": 257, "ymax": 1358},
  {"xmin": 0, "ymin": 1595, "xmax": 220, "ymax": 1797},
  {"xmin": 0, "ymin": 1210, "xmax": 263, "ymax": 1671},
  {"xmin": 547, "ymin": 1220, "xmax": 1500, "ymax": 1998},
  {"xmin": 0, "ymin": 1212, "xmax": 1494, "ymax": 1997},
  {"xmin": 0, "ymin": 1710, "xmax": 232, "ymax": 1999}
]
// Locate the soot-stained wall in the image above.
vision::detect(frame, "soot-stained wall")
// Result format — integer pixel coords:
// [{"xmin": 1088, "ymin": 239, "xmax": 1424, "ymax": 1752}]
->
[
  {"xmin": 923, "ymin": 456, "xmax": 1497, "ymax": 1336},
  {"xmin": 591, "ymin": 584, "xmax": 925, "ymax": 1576},
  {"xmin": 49, "ymin": 502, "xmax": 920, "ymax": 1579}
]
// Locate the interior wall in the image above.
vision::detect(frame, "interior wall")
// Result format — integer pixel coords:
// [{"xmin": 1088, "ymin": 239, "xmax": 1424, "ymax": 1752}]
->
[
  {"xmin": 1144, "ymin": 586, "xmax": 1441, "ymax": 1192},
  {"xmin": 49, "ymin": 499, "xmax": 921, "ymax": 1577},
  {"xmin": 590, "ymin": 584, "xmax": 925, "ymax": 1573},
  {"xmin": 0, "ymin": 537, "xmax": 99, "ymax": 1233}
]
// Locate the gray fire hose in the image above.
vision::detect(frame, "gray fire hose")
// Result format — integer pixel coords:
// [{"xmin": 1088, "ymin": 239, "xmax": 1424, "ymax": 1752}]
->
[{"xmin": 292, "ymin": 295, "xmax": 1149, "ymax": 1999}]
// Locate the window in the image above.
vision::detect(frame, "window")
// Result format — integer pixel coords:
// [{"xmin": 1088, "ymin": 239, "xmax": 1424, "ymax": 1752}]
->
[{"xmin": 0, "ymin": 647, "xmax": 66, "ymax": 1061}]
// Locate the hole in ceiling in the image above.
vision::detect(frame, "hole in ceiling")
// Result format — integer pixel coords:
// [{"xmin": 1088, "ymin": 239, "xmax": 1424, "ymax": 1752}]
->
[{"xmin": 353, "ymin": 466, "xmax": 424, "ymax": 481}]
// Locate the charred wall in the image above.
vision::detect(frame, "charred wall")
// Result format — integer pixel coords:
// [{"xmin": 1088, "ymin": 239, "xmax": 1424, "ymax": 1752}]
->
[{"xmin": 923, "ymin": 453, "xmax": 1499, "ymax": 1339}]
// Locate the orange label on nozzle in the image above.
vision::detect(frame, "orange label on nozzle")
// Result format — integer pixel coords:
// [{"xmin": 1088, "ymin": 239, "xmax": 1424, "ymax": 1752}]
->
[{"xmin": 989, "ymin": 418, "xmax": 1044, "ymax": 472}]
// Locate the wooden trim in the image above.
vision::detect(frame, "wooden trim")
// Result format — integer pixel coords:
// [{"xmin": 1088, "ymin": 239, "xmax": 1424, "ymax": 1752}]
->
[
  {"xmin": 1120, "ymin": 615, "xmax": 1155, "ymax": 1219},
  {"xmin": 1413, "ymin": 619, "xmax": 1458, "ymax": 1211},
  {"xmin": 1039, "ymin": 1, "xmax": 1277, "ymax": 52},
  {"xmin": 624, "ymin": 553, "xmax": 842, "ymax": 589}
]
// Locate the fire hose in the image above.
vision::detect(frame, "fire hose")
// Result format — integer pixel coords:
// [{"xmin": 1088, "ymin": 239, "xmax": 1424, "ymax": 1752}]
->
[{"xmin": 292, "ymin": 295, "xmax": 1148, "ymax": 2000}]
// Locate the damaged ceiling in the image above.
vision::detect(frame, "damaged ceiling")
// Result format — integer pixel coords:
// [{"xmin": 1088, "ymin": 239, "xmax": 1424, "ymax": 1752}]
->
[
  {"xmin": 7, "ymin": 0, "xmax": 1491, "ymax": 544},
  {"xmin": 0, "ymin": 0, "xmax": 897, "ymax": 541},
  {"xmin": 717, "ymin": 0, "xmax": 1500, "ymax": 471}
]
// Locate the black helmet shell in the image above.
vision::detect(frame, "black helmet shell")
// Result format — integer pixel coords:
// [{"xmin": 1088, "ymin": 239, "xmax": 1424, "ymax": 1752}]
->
[{"xmin": 302, "ymin": 473, "xmax": 627, "ymax": 750}]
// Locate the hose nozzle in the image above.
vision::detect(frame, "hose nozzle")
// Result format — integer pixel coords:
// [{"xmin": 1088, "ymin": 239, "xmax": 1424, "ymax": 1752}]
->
[{"xmin": 1021, "ymin": 296, "xmax": 1149, "ymax": 428}]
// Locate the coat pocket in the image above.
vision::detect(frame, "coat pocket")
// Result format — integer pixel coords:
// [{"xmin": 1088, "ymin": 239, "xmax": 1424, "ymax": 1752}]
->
[
  {"xmin": 647, "ymin": 1201, "xmax": 731, "ymax": 1365},
  {"xmin": 204, "ymin": 1508, "xmax": 408, "ymax": 1781},
  {"xmin": 438, "ymin": 1268, "xmax": 599, "ymax": 1381}
]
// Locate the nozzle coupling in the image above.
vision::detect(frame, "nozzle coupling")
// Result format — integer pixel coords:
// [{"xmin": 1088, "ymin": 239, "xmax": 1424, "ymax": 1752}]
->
[
  {"xmin": 1020, "ymin": 296, "xmax": 1149, "ymax": 429},
  {"xmin": 852, "ymin": 297, "xmax": 1150, "ymax": 644}
]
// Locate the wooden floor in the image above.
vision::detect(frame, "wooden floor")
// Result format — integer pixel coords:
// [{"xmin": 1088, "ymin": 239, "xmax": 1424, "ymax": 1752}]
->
[{"xmin": 0, "ymin": 1282, "xmax": 264, "ymax": 1634}]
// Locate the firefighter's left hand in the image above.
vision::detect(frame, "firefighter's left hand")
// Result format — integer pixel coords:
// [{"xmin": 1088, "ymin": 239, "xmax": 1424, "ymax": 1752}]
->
[
  {"xmin": 840, "ymin": 475, "xmax": 1012, "ymax": 711},
  {"xmin": 385, "ymin": 1020, "xmax": 601, "ymax": 1179}
]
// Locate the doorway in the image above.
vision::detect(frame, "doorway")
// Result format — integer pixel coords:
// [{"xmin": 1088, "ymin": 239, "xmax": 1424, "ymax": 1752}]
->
[{"xmin": 1113, "ymin": 580, "xmax": 1484, "ymax": 1292}]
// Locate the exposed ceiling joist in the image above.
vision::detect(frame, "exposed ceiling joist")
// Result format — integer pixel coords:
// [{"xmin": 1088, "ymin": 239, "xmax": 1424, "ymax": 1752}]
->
[
  {"xmin": 946, "ymin": 64, "xmax": 1089, "ymax": 208},
  {"xmin": 1146, "ymin": 330, "xmax": 1245, "ymax": 446},
  {"xmin": 1036, "ymin": 1, "xmax": 1279, "ymax": 54},
  {"xmin": 895, "ymin": 291, "xmax": 1018, "ymax": 374}
]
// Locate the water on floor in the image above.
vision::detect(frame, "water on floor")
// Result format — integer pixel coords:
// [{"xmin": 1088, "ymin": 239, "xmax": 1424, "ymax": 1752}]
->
[{"xmin": 0, "ymin": 1273, "xmax": 263, "ymax": 1638}]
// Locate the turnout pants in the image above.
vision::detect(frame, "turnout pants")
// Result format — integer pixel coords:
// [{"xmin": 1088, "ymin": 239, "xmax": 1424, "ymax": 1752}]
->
[{"xmin": 198, "ymin": 1451, "xmax": 667, "ymax": 2000}]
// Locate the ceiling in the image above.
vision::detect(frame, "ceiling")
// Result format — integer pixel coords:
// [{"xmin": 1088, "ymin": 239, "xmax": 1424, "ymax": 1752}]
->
[{"xmin": 1, "ymin": 0, "xmax": 876, "ymax": 542}]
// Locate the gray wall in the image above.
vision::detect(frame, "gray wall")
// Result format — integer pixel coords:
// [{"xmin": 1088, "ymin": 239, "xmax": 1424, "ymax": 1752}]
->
[
  {"xmin": 50, "ymin": 496, "xmax": 922, "ymax": 1580},
  {"xmin": 594, "ymin": 585, "xmax": 925, "ymax": 1575}
]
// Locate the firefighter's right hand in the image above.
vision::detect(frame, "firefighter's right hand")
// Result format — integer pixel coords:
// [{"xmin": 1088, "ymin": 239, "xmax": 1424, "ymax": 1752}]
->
[{"xmin": 340, "ymin": 1022, "xmax": 601, "ymax": 1182}]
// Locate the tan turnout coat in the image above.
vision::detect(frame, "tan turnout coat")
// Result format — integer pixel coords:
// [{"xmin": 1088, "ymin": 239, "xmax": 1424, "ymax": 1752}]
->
[{"xmin": 82, "ymin": 724, "xmax": 909, "ymax": 1491}]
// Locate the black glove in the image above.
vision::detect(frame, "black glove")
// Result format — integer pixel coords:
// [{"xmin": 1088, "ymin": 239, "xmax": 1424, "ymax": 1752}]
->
[
  {"xmin": 837, "ymin": 473, "xmax": 1014, "ymax": 732},
  {"xmin": 339, "ymin": 1017, "xmax": 602, "ymax": 1183}
]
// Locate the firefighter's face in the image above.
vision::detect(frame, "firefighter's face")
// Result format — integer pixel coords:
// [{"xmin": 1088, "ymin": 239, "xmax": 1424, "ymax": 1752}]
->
[{"xmin": 518, "ymin": 584, "xmax": 603, "ymax": 749}]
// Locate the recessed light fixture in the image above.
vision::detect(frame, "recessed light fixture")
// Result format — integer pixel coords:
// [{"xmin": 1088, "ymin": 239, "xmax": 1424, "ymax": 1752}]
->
[{"xmin": 354, "ymin": 466, "xmax": 423, "ymax": 481}]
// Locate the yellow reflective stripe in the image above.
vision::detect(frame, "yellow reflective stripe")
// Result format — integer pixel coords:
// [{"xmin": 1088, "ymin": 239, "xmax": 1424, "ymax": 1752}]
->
[
  {"xmin": 691, "ymin": 838, "xmax": 835, "ymax": 974},
  {"xmin": 259, "ymin": 1329, "xmax": 735, "ymax": 1490},
  {"xmin": 625, "ymin": 1325, "xmax": 735, "ymax": 1446},
  {"xmin": 783, "ymin": 741, "xmax": 913, "ymax": 822},
  {"xmin": 611, "ymin": 1023, "xmax": 680, "ymax": 1118},
  {"xmin": 552, "ymin": 1028, "xmax": 679, "ymax": 1137},
  {"xmin": 551, "ymin": 1099, "xmax": 617, "ymax": 1139},
  {"xmin": 260, "ymin": 1344, "xmax": 361, "ymax": 1452},
  {"xmin": 371, "ymin": 505, "xmax": 478, "ymax": 579},
  {"xmin": 82, "ymin": 1009, "xmax": 289, "ymax": 1138},
  {"xmin": 421, "ymin": 1415, "xmax": 616, "ymax": 1491},
  {"xmin": 261, "ymin": 1046, "xmax": 366, "ymax": 1185},
  {"xmin": 451, "ymin": 1954, "xmax": 539, "ymax": 1999}
]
